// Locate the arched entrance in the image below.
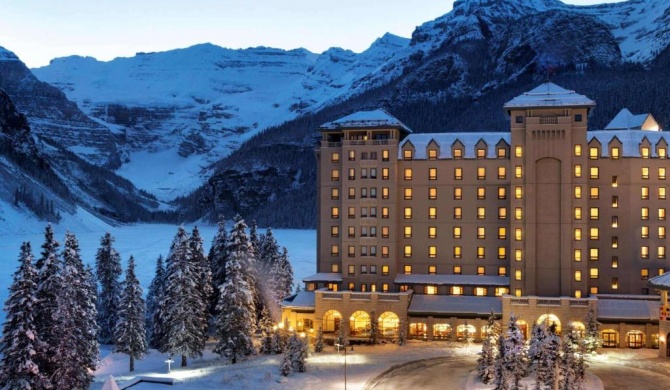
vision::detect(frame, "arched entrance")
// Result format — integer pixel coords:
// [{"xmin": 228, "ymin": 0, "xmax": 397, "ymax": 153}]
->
[
  {"xmin": 601, "ymin": 329, "xmax": 618, "ymax": 348},
  {"xmin": 349, "ymin": 310, "xmax": 371, "ymax": 337},
  {"xmin": 378, "ymin": 312, "xmax": 399, "ymax": 338},
  {"xmin": 570, "ymin": 321, "xmax": 586, "ymax": 338},
  {"xmin": 322, "ymin": 310, "xmax": 342, "ymax": 333},
  {"xmin": 536, "ymin": 314, "xmax": 561, "ymax": 334}
]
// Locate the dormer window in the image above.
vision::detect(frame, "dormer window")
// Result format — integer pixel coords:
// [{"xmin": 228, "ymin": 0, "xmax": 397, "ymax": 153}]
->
[
  {"xmin": 453, "ymin": 149, "xmax": 463, "ymax": 159},
  {"xmin": 477, "ymin": 148, "xmax": 486, "ymax": 159},
  {"xmin": 428, "ymin": 149, "xmax": 438, "ymax": 160}
]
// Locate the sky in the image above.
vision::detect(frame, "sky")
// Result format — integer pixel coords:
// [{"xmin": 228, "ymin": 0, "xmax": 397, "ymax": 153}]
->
[{"xmin": 1, "ymin": 0, "xmax": 626, "ymax": 69}]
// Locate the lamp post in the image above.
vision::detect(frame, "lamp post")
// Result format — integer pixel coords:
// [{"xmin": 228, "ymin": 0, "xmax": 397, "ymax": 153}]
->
[
  {"xmin": 165, "ymin": 354, "xmax": 174, "ymax": 373},
  {"xmin": 336, "ymin": 342, "xmax": 347, "ymax": 390}
]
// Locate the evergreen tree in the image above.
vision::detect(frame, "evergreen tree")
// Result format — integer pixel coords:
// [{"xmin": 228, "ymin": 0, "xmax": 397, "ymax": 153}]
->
[
  {"xmin": 95, "ymin": 232, "xmax": 123, "ymax": 344},
  {"xmin": 189, "ymin": 226, "xmax": 213, "ymax": 336},
  {"xmin": 249, "ymin": 220, "xmax": 261, "ymax": 257},
  {"xmin": 583, "ymin": 308, "xmax": 601, "ymax": 354},
  {"xmin": 463, "ymin": 321, "xmax": 474, "ymax": 345},
  {"xmin": 398, "ymin": 318, "xmax": 407, "ymax": 346},
  {"xmin": 160, "ymin": 226, "xmax": 206, "ymax": 367},
  {"xmin": 269, "ymin": 247, "xmax": 294, "ymax": 307},
  {"xmin": 496, "ymin": 314, "xmax": 527, "ymax": 390},
  {"xmin": 528, "ymin": 321, "xmax": 560, "ymax": 390},
  {"xmin": 146, "ymin": 254, "xmax": 165, "ymax": 349},
  {"xmin": 369, "ymin": 310, "xmax": 382, "ymax": 345},
  {"xmin": 280, "ymin": 350, "xmax": 292, "ymax": 377},
  {"xmin": 261, "ymin": 329, "xmax": 274, "ymax": 355},
  {"xmin": 560, "ymin": 325, "xmax": 586, "ymax": 390},
  {"xmin": 33, "ymin": 224, "xmax": 63, "ymax": 381},
  {"xmin": 493, "ymin": 329, "xmax": 508, "ymax": 390},
  {"xmin": 227, "ymin": 215, "xmax": 258, "ymax": 332},
  {"xmin": 114, "ymin": 256, "xmax": 148, "ymax": 372},
  {"xmin": 477, "ymin": 311, "xmax": 499, "ymax": 385},
  {"xmin": 288, "ymin": 333, "xmax": 308, "ymax": 372},
  {"xmin": 336, "ymin": 322, "xmax": 346, "ymax": 348},
  {"xmin": 52, "ymin": 231, "xmax": 98, "ymax": 390},
  {"xmin": 314, "ymin": 327, "xmax": 325, "ymax": 353},
  {"xmin": 208, "ymin": 215, "xmax": 229, "ymax": 316},
  {"xmin": 214, "ymin": 217, "xmax": 256, "ymax": 363},
  {"xmin": 0, "ymin": 242, "xmax": 49, "ymax": 389}
]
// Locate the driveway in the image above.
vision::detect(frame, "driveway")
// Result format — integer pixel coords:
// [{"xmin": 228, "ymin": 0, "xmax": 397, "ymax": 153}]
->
[{"xmin": 366, "ymin": 356, "xmax": 477, "ymax": 390}]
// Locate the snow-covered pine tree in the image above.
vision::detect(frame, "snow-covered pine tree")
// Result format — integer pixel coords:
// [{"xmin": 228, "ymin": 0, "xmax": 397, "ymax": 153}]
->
[
  {"xmin": 583, "ymin": 308, "xmax": 601, "ymax": 354},
  {"xmin": 463, "ymin": 320, "xmax": 474, "ymax": 345},
  {"xmin": 189, "ymin": 226, "xmax": 213, "ymax": 336},
  {"xmin": 258, "ymin": 227, "xmax": 278, "ymax": 276},
  {"xmin": 477, "ymin": 311, "xmax": 499, "ymax": 385},
  {"xmin": 288, "ymin": 333, "xmax": 308, "ymax": 372},
  {"xmin": 52, "ymin": 231, "xmax": 99, "ymax": 390},
  {"xmin": 114, "ymin": 256, "xmax": 148, "ymax": 372},
  {"xmin": 280, "ymin": 350, "xmax": 292, "ymax": 377},
  {"xmin": 528, "ymin": 320, "xmax": 560, "ymax": 389},
  {"xmin": 336, "ymin": 322, "xmax": 346, "ymax": 348},
  {"xmin": 33, "ymin": 224, "xmax": 63, "ymax": 381},
  {"xmin": 146, "ymin": 254, "xmax": 165, "ymax": 349},
  {"xmin": 314, "ymin": 327, "xmax": 325, "ymax": 353},
  {"xmin": 492, "ymin": 328, "xmax": 507, "ymax": 390},
  {"xmin": 249, "ymin": 220, "xmax": 260, "ymax": 257},
  {"xmin": 214, "ymin": 217, "xmax": 256, "ymax": 363},
  {"xmin": 0, "ymin": 242, "xmax": 49, "ymax": 390},
  {"xmin": 95, "ymin": 232, "xmax": 123, "ymax": 344},
  {"xmin": 560, "ymin": 325, "xmax": 586, "ymax": 390},
  {"xmin": 208, "ymin": 216, "xmax": 229, "ymax": 316},
  {"xmin": 261, "ymin": 329, "xmax": 274, "ymax": 355},
  {"xmin": 272, "ymin": 325, "xmax": 289, "ymax": 354},
  {"xmin": 161, "ymin": 226, "xmax": 206, "ymax": 367},
  {"xmin": 226, "ymin": 215, "xmax": 259, "ymax": 333},
  {"xmin": 503, "ymin": 314, "xmax": 527, "ymax": 390},
  {"xmin": 369, "ymin": 310, "xmax": 381, "ymax": 345}
]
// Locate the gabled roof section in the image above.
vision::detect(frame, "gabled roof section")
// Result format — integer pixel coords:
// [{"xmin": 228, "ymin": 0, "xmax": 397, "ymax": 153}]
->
[
  {"xmin": 605, "ymin": 108, "xmax": 660, "ymax": 131},
  {"xmin": 504, "ymin": 82, "xmax": 595, "ymax": 110},
  {"xmin": 319, "ymin": 109, "xmax": 413, "ymax": 133},
  {"xmin": 399, "ymin": 133, "xmax": 510, "ymax": 159},
  {"xmin": 302, "ymin": 272, "xmax": 343, "ymax": 282},
  {"xmin": 649, "ymin": 272, "xmax": 670, "ymax": 290},
  {"xmin": 587, "ymin": 130, "xmax": 669, "ymax": 157},
  {"xmin": 281, "ymin": 291, "xmax": 315, "ymax": 310}
]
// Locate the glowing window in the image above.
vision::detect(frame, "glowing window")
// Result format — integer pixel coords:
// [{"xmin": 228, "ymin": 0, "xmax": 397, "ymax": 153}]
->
[
  {"xmin": 515, "ymin": 165, "xmax": 523, "ymax": 178},
  {"xmin": 641, "ymin": 207, "xmax": 649, "ymax": 220},
  {"xmin": 498, "ymin": 247, "xmax": 507, "ymax": 260},
  {"xmin": 515, "ymin": 249, "xmax": 522, "ymax": 262},
  {"xmin": 429, "ymin": 187, "xmax": 437, "ymax": 200},
  {"xmin": 574, "ymin": 228, "xmax": 582, "ymax": 241},
  {"xmin": 515, "ymin": 145, "xmax": 523, "ymax": 158},
  {"xmin": 429, "ymin": 207, "xmax": 437, "ymax": 219},
  {"xmin": 498, "ymin": 187, "xmax": 507, "ymax": 199},
  {"xmin": 429, "ymin": 226, "xmax": 437, "ymax": 239},
  {"xmin": 641, "ymin": 186, "xmax": 649, "ymax": 200},
  {"xmin": 404, "ymin": 226, "xmax": 412, "ymax": 238},
  {"xmin": 331, "ymin": 226, "xmax": 339, "ymax": 237},
  {"xmin": 425, "ymin": 285, "xmax": 438, "ymax": 295},
  {"xmin": 641, "ymin": 246, "xmax": 649, "ymax": 259},
  {"xmin": 477, "ymin": 187, "xmax": 486, "ymax": 200},
  {"xmin": 590, "ymin": 187, "xmax": 599, "ymax": 199},
  {"xmin": 574, "ymin": 185, "xmax": 582, "ymax": 199},
  {"xmin": 498, "ymin": 166, "xmax": 506, "ymax": 179},
  {"xmin": 429, "ymin": 168, "xmax": 437, "ymax": 180},
  {"xmin": 330, "ymin": 245, "xmax": 339, "ymax": 256},
  {"xmin": 515, "ymin": 270, "xmax": 522, "ymax": 281},
  {"xmin": 574, "ymin": 164, "xmax": 582, "ymax": 178},
  {"xmin": 589, "ymin": 147, "xmax": 599, "ymax": 160},
  {"xmin": 574, "ymin": 144, "xmax": 582, "ymax": 156},
  {"xmin": 429, "ymin": 246, "xmax": 437, "ymax": 258},
  {"xmin": 428, "ymin": 149, "xmax": 438, "ymax": 160},
  {"xmin": 404, "ymin": 207, "xmax": 412, "ymax": 219},
  {"xmin": 515, "ymin": 228, "xmax": 523, "ymax": 241},
  {"xmin": 590, "ymin": 227, "xmax": 599, "ymax": 240},
  {"xmin": 454, "ymin": 207, "xmax": 462, "ymax": 219},
  {"xmin": 454, "ymin": 167, "xmax": 463, "ymax": 180},
  {"xmin": 611, "ymin": 147, "xmax": 620, "ymax": 159},
  {"xmin": 515, "ymin": 207, "xmax": 522, "ymax": 220},
  {"xmin": 589, "ymin": 248, "xmax": 599, "ymax": 261},
  {"xmin": 404, "ymin": 265, "xmax": 412, "ymax": 274},
  {"xmin": 477, "ymin": 167, "xmax": 486, "ymax": 180},
  {"xmin": 574, "ymin": 270, "xmax": 582, "ymax": 282},
  {"xmin": 498, "ymin": 227, "xmax": 507, "ymax": 239},
  {"xmin": 382, "ymin": 246, "xmax": 389, "ymax": 258},
  {"xmin": 498, "ymin": 207, "xmax": 507, "ymax": 220},
  {"xmin": 477, "ymin": 207, "xmax": 486, "ymax": 219},
  {"xmin": 454, "ymin": 187, "xmax": 462, "ymax": 200},
  {"xmin": 477, "ymin": 227, "xmax": 486, "ymax": 239},
  {"xmin": 515, "ymin": 186, "xmax": 523, "ymax": 199},
  {"xmin": 574, "ymin": 249, "xmax": 582, "ymax": 262},
  {"xmin": 331, "ymin": 207, "xmax": 339, "ymax": 219},
  {"xmin": 590, "ymin": 166, "xmax": 599, "ymax": 179},
  {"xmin": 477, "ymin": 247, "xmax": 485, "ymax": 259},
  {"xmin": 574, "ymin": 207, "xmax": 582, "ymax": 220},
  {"xmin": 404, "ymin": 188, "xmax": 412, "ymax": 200},
  {"xmin": 590, "ymin": 207, "xmax": 599, "ymax": 220},
  {"xmin": 642, "ymin": 167, "xmax": 649, "ymax": 179},
  {"xmin": 403, "ymin": 149, "xmax": 413, "ymax": 160},
  {"xmin": 454, "ymin": 246, "xmax": 462, "ymax": 259},
  {"xmin": 589, "ymin": 268, "xmax": 599, "ymax": 279},
  {"xmin": 453, "ymin": 226, "xmax": 462, "ymax": 239}
]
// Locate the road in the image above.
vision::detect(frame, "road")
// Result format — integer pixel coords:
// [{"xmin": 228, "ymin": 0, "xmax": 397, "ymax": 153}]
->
[
  {"xmin": 366, "ymin": 356, "xmax": 477, "ymax": 390},
  {"xmin": 590, "ymin": 360, "xmax": 670, "ymax": 390}
]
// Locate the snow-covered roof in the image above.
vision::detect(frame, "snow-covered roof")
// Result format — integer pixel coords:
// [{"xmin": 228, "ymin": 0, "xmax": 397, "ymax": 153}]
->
[
  {"xmin": 587, "ymin": 130, "xmax": 669, "ymax": 157},
  {"xmin": 504, "ymin": 82, "xmax": 595, "ymax": 109},
  {"xmin": 399, "ymin": 132, "xmax": 509, "ymax": 159},
  {"xmin": 320, "ymin": 109, "xmax": 413, "ymax": 133},
  {"xmin": 649, "ymin": 272, "xmax": 670, "ymax": 290},
  {"xmin": 302, "ymin": 272, "xmax": 343, "ymax": 282},
  {"xmin": 395, "ymin": 274, "xmax": 509, "ymax": 286},
  {"xmin": 596, "ymin": 297, "xmax": 659, "ymax": 322},
  {"xmin": 604, "ymin": 108, "xmax": 659, "ymax": 131},
  {"xmin": 408, "ymin": 295, "xmax": 502, "ymax": 316},
  {"xmin": 281, "ymin": 291, "xmax": 315, "ymax": 310}
]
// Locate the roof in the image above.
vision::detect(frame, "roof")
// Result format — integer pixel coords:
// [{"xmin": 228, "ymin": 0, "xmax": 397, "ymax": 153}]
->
[
  {"xmin": 587, "ymin": 130, "xmax": 669, "ymax": 157},
  {"xmin": 302, "ymin": 272, "xmax": 343, "ymax": 282},
  {"xmin": 395, "ymin": 273, "xmax": 509, "ymax": 287},
  {"xmin": 399, "ymin": 132, "xmax": 508, "ymax": 159},
  {"xmin": 605, "ymin": 108, "xmax": 658, "ymax": 131},
  {"xmin": 596, "ymin": 297, "xmax": 659, "ymax": 322},
  {"xmin": 320, "ymin": 109, "xmax": 413, "ymax": 133},
  {"xmin": 504, "ymin": 82, "xmax": 595, "ymax": 109},
  {"xmin": 408, "ymin": 295, "xmax": 502, "ymax": 316},
  {"xmin": 649, "ymin": 272, "xmax": 670, "ymax": 290},
  {"xmin": 281, "ymin": 291, "xmax": 315, "ymax": 310}
]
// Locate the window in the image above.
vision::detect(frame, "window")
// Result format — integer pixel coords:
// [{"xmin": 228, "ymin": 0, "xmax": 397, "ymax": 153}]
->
[
  {"xmin": 515, "ymin": 186, "xmax": 523, "ymax": 199},
  {"xmin": 474, "ymin": 287, "xmax": 488, "ymax": 297},
  {"xmin": 514, "ymin": 228, "xmax": 523, "ymax": 241},
  {"xmin": 498, "ymin": 187, "xmax": 507, "ymax": 200},
  {"xmin": 612, "ymin": 216, "xmax": 618, "ymax": 228},
  {"xmin": 382, "ymin": 207, "xmax": 389, "ymax": 219},
  {"xmin": 515, "ymin": 145, "xmax": 523, "ymax": 158},
  {"xmin": 403, "ymin": 149, "xmax": 413, "ymax": 160},
  {"xmin": 498, "ymin": 247, "xmax": 507, "ymax": 260},
  {"xmin": 453, "ymin": 226, "xmax": 462, "ymax": 239},
  {"xmin": 574, "ymin": 228, "xmax": 582, "ymax": 241},
  {"xmin": 382, "ymin": 187, "xmax": 389, "ymax": 199},
  {"xmin": 590, "ymin": 227, "xmax": 599, "ymax": 240},
  {"xmin": 331, "ymin": 263, "xmax": 339, "ymax": 273},
  {"xmin": 612, "ymin": 257, "xmax": 618, "ymax": 268},
  {"xmin": 574, "ymin": 207, "xmax": 582, "ymax": 220},
  {"xmin": 660, "ymin": 188, "xmax": 667, "ymax": 200},
  {"xmin": 515, "ymin": 269, "xmax": 522, "ymax": 281},
  {"xmin": 382, "ymin": 168, "xmax": 389, "ymax": 180},
  {"xmin": 331, "ymin": 169, "xmax": 340, "ymax": 181},
  {"xmin": 382, "ymin": 150, "xmax": 389, "ymax": 162},
  {"xmin": 589, "ymin": 147, "xmax": 599, "ymax": 160},
  {"xmin": 516, "ymin": 116, "xmax": 523, "ymax": 124},
  {"xmin": 612, "ymin": 176, "xmax": 618, "ymax": 188},
  {"xmin": 659, "ymin": 226, "xmax": 666, "ymax": 239},
  {"xmin": 589, "ymin": 268, "xmax": 599, "ymax": 279},
  {"xmin": 370, "ymin": 187, "xmax": 377, "ymax": 198},
  {"xmin": 360, "ymin": 265, "xmax": 368, "ymax": 274},
  {"xmin": 515, "ymin": 165, "xmax": 523, "ymax": 178},
  {"xmin": 641, "ymin": 207, "xmax": 649, "ymax": 220},
  {"xmin": 404, "ymin": 226, "xmax": 412, "ymax": 238},
  {"xmin": 641, "ymin": 226, "xmax": 649, "ymax": 239},
  {"xmin": 574, "ymin": 249, "xmax": 582, "ymax": 262},
  {"xmin": 515, "ymin": 207, "xmax": 522, "ymax": 220},
  {"xmin": 450, "ymin": 286, "xmax": 464, "ymax": 295},
  {"xmin": 370, "ymin": 207, "xmax": 377, "ymax": 218},
  {"xmin": 429, "ymin": 168, "xmax": 437, "ymax": 180},
  {"xmin": 477, "ymin": 187, "xmax": 486, "ymax": 200},
  {"xmin": 331, "ymin": 207, "xmax": 340, "ymax": 219},
  {"xmin": 575, "ymin": 114, "xmax": 583, "ymax": 122},
  {"xmin": 404, "ymin": 245, "xmax": 412, "ymax": 258},
  {"xmin": 453, "ymin": 265, "xmax": 462, "ymax": 275},
  {"xmin": 428, "ymin": 149, "xmax": 438, "ymax": 160},
  {"xmin": 590, "ymin": 187, "xmax": 599, "ymax": 199},
  {"xmin": 348, "ymin": 168, "xmax": 355, "ymax": 180},
  {"xmin": 361, "ymin": 168, "xmax": 368, "ymax": 179},
  {"xmin": 642, "ymin": 147, "xmax": 650, "ymax": 158},
  {"xmin": 382, "ymin": 246, "xmax": 389, "ymax": 258},
  {"xmin": 429, "ymin": 187, "xmax": 437, "ymax": 200},
  {"xmin": 498, "ymin": 266, "xmax": 507, "ymax": 276},
  {"xmin": 454, "ymin": 207, "xmax": 462, "ymax": 219},
  {"xmin": 454, "ymin": 246, "xmax": 462, "ymax": 259},
  {"xmin": 574, "ymin": 186, "xmax": 582, "ymax": 199},
  {"xmin": 574, "ymin": 144, "xmax": 582, "ymax": 156},
  {"xmin": 659, "ymin": 246, "xmax": 666, "ymax": 259},
  {"xmin": 498, "ymin": 166, "xmax": 506, "ymax": 179},
  {"xmin": 429, "ymin": 265, "xmax": 436, "ymax": 275},
  {"xmin": 404, "ymin": 207, "xmax": 412, "ymax": 219},
  {"xmin": 642, "ymin": 167, "xmax": 649, "ymax": 179},
  {"xmin": 331, "ymin": 152, "xmax": 340, "ymax": 163},
  {"xmin": 477, "ymin": 167, "xmax": 486, "ymax": 180},
  {"xmin": 574, "ymin": 164, "xmax": 582, "ymax": 178},
  {"xmin": 611, "ymin": 277, "xmax": 618, "ymax": 290},
  {"xmin": 348, "ymin": 265, "xmax": 355, "ymax": 276},
  {"xmin": 498, "ymin": 227, "xmax": 507, "ymax": 239},
  {"xmin": 660, "ymin": 208, "xmax": 667, "ymax": 221},
  {"xmin": 477, "ymin": 266, "xmax": 486, "ymax": 276},
  {"xmin": 331, "ymin": 226, "xmax": 339, "ymax": 237},
  {"xmin": 641, "ymin": 246, "xmax": 649, "ymax": 259},
  {"xmin": 515, "ymin": 249, "xmax": 522, "ymax": 262},
  {"xmin": 589, "ymin": 248, "xmax": 599, "ymax": 261},
  {"xmin": 361, "ymin": 188, "xmax": 368, "ymax": 198},
  {"xmin": 454, "ymin": 187, "xmax": 462, "ymax": 200},
  {"xmin": 331, "ymin": 245, "xmax": 339, "ymax": 256},
  {"xmin": 404, "ymin": 188, "xmax": 412, "ymax": 200},
  {"xmin": 477, "ymin": 148, "xmax": 486, "ymax": 159},
  {"xmin": 429, "ymin": 246, "xmax": 437, "ymax": 258},
  {"xmin": 641, "ymin": 268, "xmax": 649, "ymax": 280},
  {"xmin": 404, "ymin": 168, "xmax": 413, "ymax": 180},
  {"xmin": 453, "ymin": 149, "xmax": 463, "ymax": 159},
  {"xmin": 590, "ymin": 207, "xmax": 599, "ymax": 220},
  {"xmin": 404, "ymin": 265, "xmax": 412, "ymax": 274},
  {"xmin": 348, "ymin": 207, "xmax": 355, "ymax": 219},
  {"xmin": 454, "ymin": 167, "xmax": 463, "ymax": 180},
  {"xmin": 660, "ymin": 167, "xmax": 667, "ymax": 180},
  {"xmin": 660, "ymin": 148, "xmax": 667, "ymax": 159},
  {"xmin": 590, "ymin": 166, "xmax": 599, "ymax": 179},
  {"xmin": 370, "ymin": 168, "xmax": 377, "ymax": 179},
  {"xmin": 331, "ymin": 188, "xmax": 339, "ymax": 200},
  {"xmin": 477, "ymin": 247, "xmax": 485, "ymax": 259},
  {"xmin": 497, "ymin": 147, "xmax": 507, "ymax": 159},
  {"xmin": 641, "ymin": 186, "xmax": 649, "ymax": 200},
  {"xmin": 590, "ymin": 287, "xmax": 599, "ymax": 295},
  {"xmin": 348, "ymin": 187, "xmax": 356, "ymax": 199},
  {"xmin": 477, "ymin": 207, "xmax": 486, "ymax": 219},
  {"xmin": 348, "ymin": 245, "xmax": 355, "ymax": 257},
  {"xmin": 574, "ymin": 270, "xmax": 582, "ymax": 282},
  {"xmin": 425, "ymin": 285, "xmax": 438, "ymax": 295},
  {"xmin": 477, "ymin": 227, "xmax": 486, "ymax": 239},
  {"xmin": 382, "ymin": 265, "xmax": 389, "ymax": 276},
  {"xmin": 348, "ymin": 150, "xmax": 355, "ymax": 161},
  {"xmin": 429, "ymin": 226, "xmax": 437, "ymax": 239},
  {"xmin": 611, "ymin": 147, "xmax": 620, "ymax": 159},
  {"xmin": 612, "ymin": 196, "xmax": 619, "ymax": 208}
]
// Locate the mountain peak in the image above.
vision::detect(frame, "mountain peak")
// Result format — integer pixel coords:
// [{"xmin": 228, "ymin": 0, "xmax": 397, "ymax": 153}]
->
[{"xmin": 0, "ymin": 46, "xmax": 20, "ymax": 62}]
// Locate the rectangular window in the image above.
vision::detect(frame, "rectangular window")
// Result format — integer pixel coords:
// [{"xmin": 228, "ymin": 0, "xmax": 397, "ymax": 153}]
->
[
  {"xmin": 575, "ymin": 114, "xmax": 583, "ymax": 122},
  {"xmin": 659, "ymin": 246, "xmax": 666, "ymax": 259},
  {"xmin": 515, "ymin": 249, "xmax": 522, "ymax": 262},
  {"xmin": 382, "ymin": 150, "xmax": 389, "ymax": 162},
  {"xmin": 429, "ymin": 168, "xmax": 437, "ymax": 180},
  {"xmin": 612, "ymin": 257, "xmax": 618, "ymax": 268},
  {"xmin": 589, "ymin": 248, "xmax": 599, "ymax": 261},
  {"xmin": 371, "ymin": 168, "xmax": 377, "ymax": 179},
  {"xmin": 348, "ymin": 265, "xmax": 355, "ymax": 276},
  {"xmin": 454, "ymin": 167, "xmax": 463, "ymax": 180},
  {"xmin": 590, "ymin": 166, "xmax": 599, "ymax": 179},
  {"xmin": 331, "ymin": 245, "xmax": 339, "ymax": 256},
  {"xmin": 642, "ymin": 226, "xmax": 649, "ymax": 239},
  {"xmin": 453, "ymin": 149, "xmax": 463, "ymax": 159},
  {"xmin": 382, "ymin": 265, "xmax": 389, "ymax": 276},
  {"xmin": 429, "ymin": 226, "xmax": 437, "ymax": 239},
  {"xmin": 659, "ymin": 226, "xmax": 666, "ymax": 239},
  {"xmin": 382, "ymin": 207, "xmax": 389, "ymax": 219},
  {"xmin": 348, "ymin": 207, "xmax": 355, "ymax": 219},
  {"xmin": 477, "ymin": 207, "xmax": 486, "ymax": 220},
  {"xmin": 515, "ymin": 269, "xmax": 522, "ymax": 281},
  {"xmin": 404, "ymin": 207, "xmax": 412, "ymax": 219},
  {"xmin": 515, "ymin": 207, "xmax": 522, "ymax": 220},
  {"xmin": 641, "ymin": 246, "xmax": 649, "ymax": 259},
  {"xmin": 498, "ymin": 227, "xmax": 507, "ymax": 239},
  {"xmin": 429, "ymin": 187, "xmax": 437, "ymax": 200},
  {"xmin": 660, "ymin": 188, "xmax": 667, "ymax": 200},
  {"xmin": 660, "ymin": 167, "xmax": 667, "ymax": 180},
  {"xmin": 477, "ymin": 247, "xmax": 485, "ymax": 259},
  {"xmin": 612, "ymin": 176, "xmax": 618, "ymax": 188},
  {"xmin": 331, "ymin": 226, "xmax": 339, "ymax": 237},
  {"xmin": 477, "ymin": 227, "xmax": 486, "ymax": 239},
  {"xmin": 611, "ymin": 216, "xmax": 618, "ymax": 228},
  {"xmin": 454, "ymin": 246, "xmax": 462, "ymax": 259},
  {"xmin": 590, "ymin": 227, "xmax": 599, "ymax": 240},
  {"xmin": 642, "ymin": 207, "xmax": 649, "ymax": 220},
  {"xmin": 641, "ymin": 186, "xmax": 649, "ymax": 200},
  {"xmin": 498, "ymin": 187, "xmax": 507, "ymax": 200},
  {"xmin": 611, "ymin": 147, "xmax": 620, "ymax": 159},
  {"xmin": 425, "ymin": 285, "xmax": 438, "ymax": 295},
  {"xmin": 477, "ymin": 266, "xmax": 485, "ymax": 276},
  {"xmin": 574, "ymin": 144, "xmax": 582, "ymax": 156},
  {"xmin": 331, "ymin": 152, "xmax": 340, "ymax": 163},
  {"xmin": 454, "ymin": 207, "xmax": 462, "ymax": 219},
  {"xmin": 428, "ymin": 149, "xmax": 438, "ymax": 160},
  {"xmin": 361, "ymin": 168, "xmax": 367, "ymax": 179},
  {"xmin": 404, "ymin": 265, "xmax": 412, "ymax": 274},
  {"xmin": 477, "ymin": 187, "xmax": 486, "ymax": 200},
  {"xmin": 515, "ymin": 228, "xmax": 523, "ymax": 241},
  {"xmin": 453, "ymin": 265, "xmax": 462, "ymax": 275},
  {"xmin": 382, "ymin": 168, "xmax": 389, "ymax": 180},
  {"xmin": 574, "ymin": 249, "xmax": 582, "ymax": 262},
  {"xmin": 574, "ymin": 207, "xmax": 582, "ymax": 220},
  {"xmin": 589, "ymin": 268, "xmax": 599, "ymax": 279},
  {"xmin": 515, "ymin": 186, "xmax": 523, "ymax": 199},
  {"xmin": 348, "ymin": 150, "xmax": 355, "ymax": 161},
  {"xmin": 348, "ymin": 245, "xmax": 355, "ymax": 257},
  {"xmin": 360, "ymin": 265, "xmax": 368, "ymax": 274},
  {"xmin": 589, "ymin": 147, "xmax": 599, "ymax": 160},
  {"xmin": 347, "ymin": 226, "xmax": 356, "ymax": 238},
  {"xmin": 348, "ymin": 187, "xmax": 355, "ymax": 199},
  {"xmin": 477, "ymin": 148, "xmax": 486, "ymax": 159},
  {"xmin": 574, "ymin": 270, "xmax": 582, "ymax": 282},
  {"xmin": 611, "ymin": 277, "xmax": 619, "ymax": 290},
  {"xmin": 428, "ymin": 265, "xmax": 436, "ymax": 275},
  {"xmin": 515, "ymin": 145, "xmax": 523, "ymax": 158},
  {"xmin": 380, "ymin": 226, "xmax": 389, "ymax": 238},
  {"xmin": 361, "ymin": 188, "xmax": 368, "ymax": 198},
  {"xmin": 498, "ymin": 147, "xmax": 507, "ymax": 159},
  {"xmin": 403, "ymin": 149, "xmax": 413, "ymax": 160},
  {"xmin": 498, "ymin": 266, "xmax": 507, "ymax": 276},
  {"xmin": 348, "ymin": 168, "xmax": 355, "ymax": 180},
  {"xmin": 454, "ymin": 187, "xmax": 462, "ymax": 200},
  {"xmin": 590, "ymin": 187, "xmax": 599, "ymax": 199},
  {"xmin": 331, "ymin": 168, "xmax": 340, "ymax": 181},
  {"xmin": 450, "ymin": 286, "xmax": 464, "ymax": 295},
  {"xmin": 382, "ymin": 187, "xmax": 389, "ymax": 199},
  {"xmin": 498, "ymin": 166, "xmax": 506, "ymax": 179},
  {"xmin": 641, "ymin": 268, "xmax": 649, "ymax": 280},
  {"xmin": 574, "ymin": 228, "xmax": 582, "ymax": 241},
  {"xmin": 498, "ymin": 247, "xmax": 507, "ymax": 260},
  {"xmin": 498, "ymin": 207, "xmax": 507, "ymax": 220},
  {"xmin": 642, "ymin": 167, "xmax": 649, "ymax": 179},
  {"xmin": 477, "ymin": 167, "xmax": 486, "ymax": 180},
  {"xmin": 453, "ymin": 226, "xmax": 462, "ymax": 239},
  {"xmin": 590, "ymin": 207, "xmax": 599, "ymax": 220},
  {"xmin": 474, "ymin": 287, "xmax": 488, "ymax": 297},
  {"xmin": 404, "ymin": 226, "xmax": 412, "ymax": 238},
  {"xmin": 331, "ymin": 263, "xmax": 339, "ymax": 273},
  {"xmin": 429, "ymin": 246, "xmax": 437, "ymax": 258},
  {"xmin": 574, "ymin": 185, "xmax": 582, "ymax": 199},
  {"xmin": 660, "ymin": 208, "xmax": 667, "ymax": 221},
  {"xmin": 612, "ymin": 196, "xmax": 619, "ymax": 208},
  {"xmin": 404, "ymin": 246, "xmax": 412, "ymax": 258},
  {"xmin": 660, "ymin": 148, "xmax": 667, "ymax": 159},
  {"xmin": 331, "ymin": 207, "xmax": 340, "ymax": 219},
  {"xmin": 404, "ymin": 168, "xmax": 412, "ymax": 180},
  {"xmin": 382, "ymin": 246, "xmax": 389, "ymax": 258},
  {"xmin": 404, "ymin": 188, "xmax": 413, "ymax": 200},
  {"xmin": 370, "ymin": 187, "xmax": 377, "ymax": 198},
  {"xmin": 331, "ymin": 187, "xmax": 339, "ymax": 200},
  {"xmin": 574, "ymin": 164, "xmax": 582, "ymax": 178},
  {"xmin": 515, "ymin": 165, "xmax": 523, "ymax": 178}
]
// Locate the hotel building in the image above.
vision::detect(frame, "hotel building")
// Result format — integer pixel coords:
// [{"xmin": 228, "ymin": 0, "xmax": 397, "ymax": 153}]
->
[{"xmin": 282, "ymin": 83, "xmax": 668, "ymax": 350}]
